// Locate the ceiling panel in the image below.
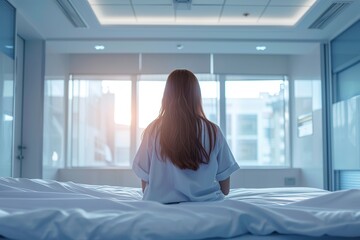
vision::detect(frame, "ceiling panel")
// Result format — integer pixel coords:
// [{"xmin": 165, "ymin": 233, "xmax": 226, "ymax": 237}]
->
[
  {"xmin": 176, "ymin": 6, "xmax": 222, "ymax": 24},
  {"xmin": 134, "ymin": 5, "xmax": 175, "ymax": 23},
  {"xmin": 92, "ymin": 5, "xmax": 136, "ymax": 24},
  {"xmin": 221, "ymin": 6, "xmax": 264, "ymax": 24},
  {"xmin": 262, "ymin": 6, "xmax": 301, "ymax": 18},
  {"xmin": 192, "ymin": 0, "xmax": 224, "ymax": 5},
  {"xmin": 259, "ymin": 6, "xmax": 310, "ymax": 25},
  {"xmin": 88, "ymin": 0, "xmax": 130, "ymax": 4},
  {"xmin": 86, "ymin": 0, "xmax": 317, "ymax": 26},
  {"xmin": 225, "ymin": 0, "xmax": 269, "ymax": 6},
  {"xmin": 132, "ymin": 0, "xmax": 172, "ymax": 4},
  {"xmin": 269, "ymin": 0, "xmax": 317, "ymax": 6}
]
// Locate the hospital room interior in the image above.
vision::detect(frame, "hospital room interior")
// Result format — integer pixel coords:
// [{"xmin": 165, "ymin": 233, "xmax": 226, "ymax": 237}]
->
[{"xmin": 1, "ymin": 0, "xmax": 360, "ymax": 239}]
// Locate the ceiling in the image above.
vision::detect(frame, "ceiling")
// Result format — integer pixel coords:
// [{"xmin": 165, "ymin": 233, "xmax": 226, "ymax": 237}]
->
[
  {"xmin": 8, "ymin": 0, "xmax": 360, "ymax": 54},
  {"xmin": 88, "ymin": 0, "xmax": 316, "ymax": 26}
]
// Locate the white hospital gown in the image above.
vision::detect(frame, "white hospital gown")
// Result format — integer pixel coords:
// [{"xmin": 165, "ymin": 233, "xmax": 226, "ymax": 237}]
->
[{"xmin": 132, "ymin": 123, "xmax": 239, "ymax": 204}]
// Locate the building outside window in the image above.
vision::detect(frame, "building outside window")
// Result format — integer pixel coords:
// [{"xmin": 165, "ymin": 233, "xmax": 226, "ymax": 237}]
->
[
  {"xmin": 225, "ymin": 79, "xmax": 286, "ymax": 166},
  {"xmin": 68, "ymin": 76, "xmax": 132, "ymax": 167}
]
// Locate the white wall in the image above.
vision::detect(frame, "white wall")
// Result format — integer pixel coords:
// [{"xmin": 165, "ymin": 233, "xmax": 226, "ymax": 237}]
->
[
  {"xmin": 289, "ymin": 44, "xmax": 324, "ymax": 189},
  {"xmin": 46, "ymin": 53, "xmax": 69, "ymax": 76},
  {"xmin": 21, "ymin": 40, "xmax": 45, "ymax": 178}
]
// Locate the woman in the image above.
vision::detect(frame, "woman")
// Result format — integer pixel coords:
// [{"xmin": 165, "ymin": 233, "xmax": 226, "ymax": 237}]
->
[{"xmin": 132, "ymin": 69, "xmax": 239, "ymax": 203}]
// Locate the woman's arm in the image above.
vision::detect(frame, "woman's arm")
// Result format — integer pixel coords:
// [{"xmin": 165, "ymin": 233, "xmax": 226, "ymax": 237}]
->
[
  {"xmin": 141, "ymin": 180, "xmax": 147, "ymax": 193},
  {"xmin": 219, "ymin": 177, "xmax": 230, "ymax": 195}
]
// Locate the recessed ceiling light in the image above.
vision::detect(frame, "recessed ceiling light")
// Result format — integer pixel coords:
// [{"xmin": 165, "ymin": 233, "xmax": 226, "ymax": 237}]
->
[
  {"xmin": 94, "ymin": 45, "xmax": 105, "ymax": 50},
  {"xmin": 256, "ymin": 46, "xmax": 266, "ymax": 51},
  {"xmin": 177, "ymin": 44, "xmax": 184, "ymax": 50},
  {"xmin": 5, "ymin": 45, "xmax": 13, "ymax": 49}
]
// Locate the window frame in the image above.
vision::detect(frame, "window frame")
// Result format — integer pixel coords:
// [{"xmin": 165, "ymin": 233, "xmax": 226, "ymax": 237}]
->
[{"xmin": 64, "ymin": 74, "xmax": 290, "ymax": 169}]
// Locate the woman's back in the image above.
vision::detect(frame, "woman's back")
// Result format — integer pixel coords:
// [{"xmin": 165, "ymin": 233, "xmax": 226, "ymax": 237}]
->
[
  {"xmin": 133, "ymin": 121, "xmax": 238, "ymax": 203},
  {"xmin": 132, "ymin": 69, "xmax": 239, "ymax": 203}
]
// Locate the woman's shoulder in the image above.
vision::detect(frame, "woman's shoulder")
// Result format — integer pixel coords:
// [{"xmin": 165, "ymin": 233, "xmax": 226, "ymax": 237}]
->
[
  {"xmin": 201, "ymin": 119, "xmax": 225, "ymax": 144},
  {"xmin": 202, "ymin": 119, "xmax": 222, "ymax": 135},
  {"xmin": 143, "ymin": 119, "xmax": 162, "ymax": 141}
]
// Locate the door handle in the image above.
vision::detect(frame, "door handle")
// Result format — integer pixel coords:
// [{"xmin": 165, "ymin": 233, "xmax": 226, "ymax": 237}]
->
[{"xmin": 17, "ymin": 145, "xmax": 26, "ymax": 161}]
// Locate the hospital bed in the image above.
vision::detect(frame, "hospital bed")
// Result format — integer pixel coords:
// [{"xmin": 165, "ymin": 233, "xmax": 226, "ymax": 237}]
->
[{"xmin": 0, "ymin": 177, "xmax": 359, "ymax": 239}]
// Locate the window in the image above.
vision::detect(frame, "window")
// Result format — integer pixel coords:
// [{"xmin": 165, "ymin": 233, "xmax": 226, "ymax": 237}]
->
[
  {"xmin": 137, "ymin": 74, "xmax": 219, "ymax": 146},
  {"xmin": 68, "ymin": 76, "xmax": 132, "ymax": 167},
  {"xmin": 198, "ymin": 75, "xmax": 219, "ymax": 125},
  {"xmin": 236, "ymin": 140, "xmax": 257, "ymax": 161},
  {"xmin": 62, "ymin": 74, "xmax": 287, "ymax": 168},
  {"xmin": 225, "ymin": 78, "xmax": 287, "ymax": 166},
  {"xmin": 68, "ymin": 74, "xmax": 219, "ymax": 167},
  {"xmin": 43, "ymin": 79, "xmax": 65, "ymax": 169},
  {"xmin": 137, "ymin": 75, "xmax": 166, "ymax": 148},
  {"xmin": 237, "ymin": 115, "xmax": 257, "ymax": 135}
]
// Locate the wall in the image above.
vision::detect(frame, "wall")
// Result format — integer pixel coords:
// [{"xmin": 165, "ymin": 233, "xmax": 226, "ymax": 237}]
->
[
  {"xmin": 21, "ymin": 40, "xmax": 45, "ymax": 178},
  {"xmin": 289, "ymin": 44, "xmax": 324, "ymax": 189}
]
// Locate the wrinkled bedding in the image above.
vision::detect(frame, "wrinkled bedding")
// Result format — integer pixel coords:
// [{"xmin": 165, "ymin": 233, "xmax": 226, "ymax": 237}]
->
[{"xmin": 0, "ymin": 177, "xmax": 359, "ymax": 240}]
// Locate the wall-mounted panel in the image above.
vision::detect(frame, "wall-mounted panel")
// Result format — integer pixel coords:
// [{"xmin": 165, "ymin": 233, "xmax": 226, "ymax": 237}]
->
[
  {"xmin": 213, "ymin": 54, "xmax": 289, "ymax": 75},
  {"xmin": 331, "ymin": 19, "xmax": 360, "ymax": 73},
  {"xmin": 332, "ymin": 95, "xmax": 360, "ymax": 170},
  {"xmin": 69, "ymin": 54, "xmax": 139, "ymax": 74},
  {"xmin": 335, "ymin": 62, "xmax": 360, "ymax": 102},
  {"xmin": 141, "ymin": 54, "xmax": 211, "ymax": 74}
]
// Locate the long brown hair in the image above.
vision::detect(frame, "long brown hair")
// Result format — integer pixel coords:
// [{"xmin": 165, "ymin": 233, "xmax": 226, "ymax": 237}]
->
[{"xmin": 147, "ymin": 69, "xmax": 217, "ymax": 170}]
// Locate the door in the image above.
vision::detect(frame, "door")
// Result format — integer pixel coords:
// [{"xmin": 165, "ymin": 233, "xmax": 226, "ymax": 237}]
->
[{"xmin": 0, "ymin": 0, "xmax": 16, "ymax": 177}]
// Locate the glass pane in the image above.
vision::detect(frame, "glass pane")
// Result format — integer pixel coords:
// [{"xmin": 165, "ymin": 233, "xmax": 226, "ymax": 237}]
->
[
  {"xmin": 137, "ymin": 74, "xmax": 219, "ymax": 147},
  {"xmin": 137, "ymin": 75, "xmax": 167, "ymax": 147},
  {"xmin": 43, "ymin": 79, "xmax": 65, "ymax": 178},
  {"xmin": 0, "ymin": 0, "xmax": 15, "ymax": 176},
  {"xmin": 0, "ymin": 78, "xmax": 14, "ymax": 176},
  {"xmin": 225, "ymin": 79, "xmax": 286, "ymax": 166},
  {"xmin": 70, "ymin": 78, "xmax": 132, "ymax": 167},
  {"xmin": 198, "ymin": 75, "xmax": 219, "ymax": 125}
]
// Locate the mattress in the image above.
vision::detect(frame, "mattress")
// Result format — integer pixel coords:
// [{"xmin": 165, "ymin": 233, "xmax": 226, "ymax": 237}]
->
[{"xmin": 0, "ymin": 177, "xmax": 359, "ymax": 240}]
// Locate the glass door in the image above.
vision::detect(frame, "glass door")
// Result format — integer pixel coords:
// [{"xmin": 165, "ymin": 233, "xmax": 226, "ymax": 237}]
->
[
  {"xmin": 330, "ymin": 19, "xmax": 360, "ymax": 190},
  {"xmin": 0, "ymin": 0, "xmax": 16, "ymax": 176}
]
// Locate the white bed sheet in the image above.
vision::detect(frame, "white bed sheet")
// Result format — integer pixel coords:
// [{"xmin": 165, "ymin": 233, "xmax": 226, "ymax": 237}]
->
[{"xmin": 0, "ymin": 177, "xmax": 359, "ymax": 240}]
